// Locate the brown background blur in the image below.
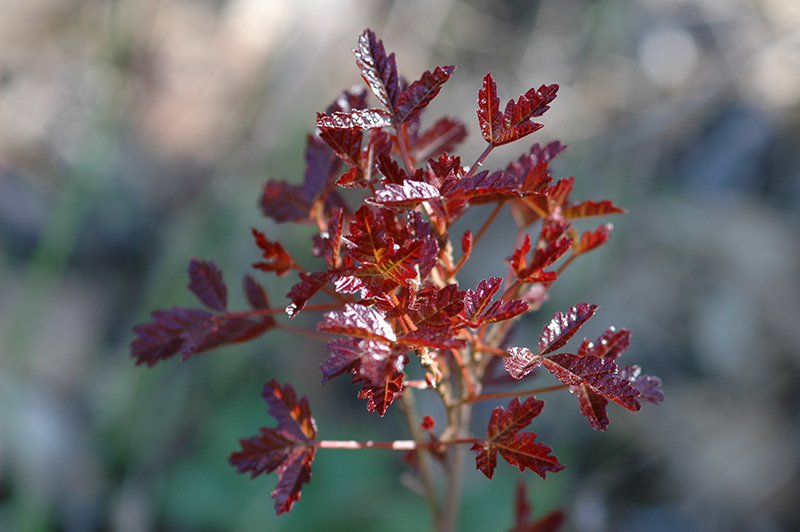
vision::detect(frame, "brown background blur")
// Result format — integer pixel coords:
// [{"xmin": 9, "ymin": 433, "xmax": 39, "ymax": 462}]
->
[{"xmin": 2, "ymin": 0, "xmax": 800, "ymax": 531}]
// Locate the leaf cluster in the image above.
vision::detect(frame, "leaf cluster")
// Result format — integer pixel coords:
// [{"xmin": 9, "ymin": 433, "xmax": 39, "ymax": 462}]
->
[{"xmin": 130, "ymin": 28, "xmax": 662, "ymax": 524}]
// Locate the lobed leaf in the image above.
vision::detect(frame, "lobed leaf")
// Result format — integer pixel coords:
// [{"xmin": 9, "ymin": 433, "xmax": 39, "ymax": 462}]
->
[
  {"xmin": 316, "ymin": 109, "xmax": 393, "ymax": 130},
  {"xmin": 620, "ymin": 365, "xmax": 664, "ymax": 405},
  {"xmin": 252, "ymin": 229, "xmax": 295, "ymax": 276},
  {"xmin": 318, "ymin": 303, "xmax": 397, "ymax": 342},
  {"xmin": 572, "ymin": 224, "xmax": 613, "ymax": 257},
  {"xmin": 229, "ymin": 381, "xmax": 317, "ymax": 515},
  {"xmin": 497, "ymin": 432, "xmax": 564, "ymax": 479},
  {"xmin": 188, "ymin": 259, "xmax": 227, "ymax": 311},
  {"xmin": 537, "ymin": 303, "xmax": 598, "ymax": 355},
  {"xmin": 570, "ymin": 384, "xmax": 610, "ymax": 431},
  {"xmin": 353, "ymin": 29, "xmax": 400, "ymax": 110},
  {"xmin": 357, "ymin": 369, "xmax": 404, "ymax": 416},
  {"xmin": 367, "ymin": 179, "xmax": 440, "ymax": 210},
  {"xmin": 541, "ymin": 353, "xmax": 641, "ymax": 411},
  {"xmin": 577, "ymin": 327, "xmax": 631, "ymax": 360},
  {"xmin": 394, "ymin": 65, "xmax": 456, "ymax": 124}
]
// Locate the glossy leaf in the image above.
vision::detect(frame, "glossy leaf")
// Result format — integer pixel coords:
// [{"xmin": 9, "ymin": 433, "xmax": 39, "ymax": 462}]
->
[
  {"xmin": 316, "ymin": 109, "xmax": 393, "ymax": 130},
  {"xmin": 188, "ymin": 259, "xmax": 227, "ymax": 311},
  {"xmin": 578, "ymin": 327, "xmax": 631, "ymax": 360},
  {"xmin": 542, "ymin": 353, "xmax": 641, "ymax": 411},
  {"xmin": 394, "ymin": 65, "xmax": 456, "ymax": 124},
  {"xmin": 353, "ymin": 29, "xmax": 400, "ymax": 110},
  {"xmin": 497, "ymin": 432, "xmax": 564, "ymax": 479},
  {"xmin": 229, "ymin": 381, "xmax": 317, "ymax": 515},
  {"xmin": 537, "ymin": 303, "xmax": 598, "ymax": 355},
  {"xmin": 357, "ymin": 369, "xmax": 404, "ymax": 416},
  {"xmin": 286, "ymin": 272, "xmax": 329, "ymax": 318},
  {"xmin": 367, "ymin": 179, "xmax": 440, "ymax": 210},
  {"xmin": 620, "ymin": 365, "xmax": 664, "ymax": 405},
  {"xmin": 318, "ymin": 303, "xmax": 397, "ymax": 342}
]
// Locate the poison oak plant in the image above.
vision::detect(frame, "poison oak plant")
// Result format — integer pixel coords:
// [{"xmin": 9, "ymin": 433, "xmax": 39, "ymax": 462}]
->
[{"xmin": 131, "ymin": 29, "xmax": 663, "ymax": 532}]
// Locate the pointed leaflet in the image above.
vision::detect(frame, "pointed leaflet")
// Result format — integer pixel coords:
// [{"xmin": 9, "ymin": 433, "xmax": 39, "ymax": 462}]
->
[
  {"xmin": 316, "ymin": 109, "xmax": 393, "ymax": 130},
  {"xmin": 394, "ymin": 65, "xmax": 456, "ymax": 124},
  {"xmin": 252, "ymin": 229, "xmax": 295, "ymax": 275},
  {"xmin": 188, "ymin": 259, "xmax": 227, "ymax": 311},
  {"xmin": 367, "ymin": 180, "xmax": 440, "ymax": 210},
  {"xmin": 572, "ymin": 224, "xmax": 612, "ymax": 257},
  {"xmin": 353, "ymin": 29, "xmax": 400, "ymax": 111},
  {"xmin": 563, "ymin": 200, "xmax": 626, "ymax": 219},
  {"xmin": 620, "ymin": 365, "xmax": 664, "ymax": 405},
  {"xmin": 477, "ymin": 73, "xmax": 558, "ymax": 147},
  {"xmin": 243, "ymin": 274, "xmax": 270, "ymax": 310},
  {"xmin": 229, "ymin": 381, "xmax": 317, "ymax": 515},
  {"xmin": 578, "ymin": 327, "xmax": 631, "ymax": 360},
  {"xmin": 538, "ymin": 303, "xmax": 598, "ymax": 355},
  {"xmin": 459, "ymin": 277, "xmax": 528, "ymax": 328},
  {"xmin": 357, "ymin": 369, "xmax": 404, "ymax": 416},
  {"xmin": 509, "ymin": 234, "xmax": 572, "ymax": 283},
  {"xmin": 131, "ymin": 307, "xmax": 274, "ymax": 366},
  {"xmin": 286, "ymin": 272, "xmax": 329, "ymax": 318},
  {"xmin": 471, "ymin": 396, "xmax": 562, "ymax": 479},
  {"xmin": 318, "ymin": 303, "xmax": 397, "ymax": 342},
  {"xmin": 571, "ymin": 384, "xmax": 611, "ymax": 431},
  {"xmin": 543, "ymin": 353, "xmax": 641, "ymax": 411},
  {"xmin": 445, "ymin": 170, "xmax": 523, "ymax": 205}
]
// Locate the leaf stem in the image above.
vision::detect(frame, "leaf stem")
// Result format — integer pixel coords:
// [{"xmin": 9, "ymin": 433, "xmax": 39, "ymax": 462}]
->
[
  {"xmin": 465, "ymin": 384, "xmax": 569, "ymax": 404},
  {"xmin": 396, "ymin": 122, "xmax": 416, "ymax": 175},
  {"xmin": 315, "ymin": 438, "xmax": 480, "ymax": 450},
  {"xmin": 274, "ymin": 322, "xmax": 332, "ymax": 343},
  {"xmin": 462, "ymin": 144, "xmax": 494, "ymax": 181}
]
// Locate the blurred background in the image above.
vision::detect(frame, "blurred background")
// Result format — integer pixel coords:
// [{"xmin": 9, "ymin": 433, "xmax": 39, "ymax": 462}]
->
[{"xmin": 1, "ymin": 0, "xmax": 799, "ymax": 530}]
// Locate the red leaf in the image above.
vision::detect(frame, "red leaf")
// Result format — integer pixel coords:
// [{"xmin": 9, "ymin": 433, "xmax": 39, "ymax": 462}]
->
[
  {"xmin": 538, "ymin": 303, "xmax": 598, "ymax": 355},
  {"xmin": 471, "ymin": 396, "xmax": 546, "ymax": 479},
  {"xmin": 318, "ymin": 303, "xmax": 397, "ymax": 342},
  {"xmin": 570, "ymin": 384, "xmax": 610, "ymax": 431},
  {"xmin": 510, "ymin": 234, "xmax": 572, "ymax": 283},
  {"xmin": 353, "ymin": 29, "xmax": 400, "ymax": 110},
  {"xmin": 259, "ymin": 180, "xmax": 311, "ymax": 223},
  {"xmin": 563, "ymin": 199, "xmax": 626, "ymax": 219},
  {"xmin": 578, "ymin": 327, "xmax": 631, "ymax": 360},
  {"xmin": 542, "ymin": 353, "xmax": 641, "ymax": 411},
  {"xmin": 459, "ymin": 277, "xmax": 529, "ymax": 328},
  {"xmin": 252, "ymin": 229, "xmax": 295, "ymax": 276},
  {"xmin": 229, "ymin": 381, "xmax": 317, "ymax": 515},
  {"xmin": 477, "ymin": 73, "xmax": 558, "ymax": 147},
  {"xmin": 316, "ymin": 109, "xmax": 393, "ymax": 130},
  {"xmin": 497, "ymin": 432, "xmax": 564, "ymax": 479},
  {"xmin": 357, "ymin": 369, "xmax": 404, "ymax": 416},
  {"xmin": 318, "ymin": 127, "xmax": 363, "ymax": 167},
  {"xmin": 320, "ymin": 338, "xmax": 363, "ymax": 384},
  {"xmin": 131, "ymin": 308, "xmax": 274, "ymax": 366},
  {"xmin": 243, "ymin": 274, "xmax": 270, "ymax": 310},
  {"xmin": 319, "ymin": 208, "xmax": 344, "ymax": 270},
  {"xmin": 394, "ymin": 65, "xmax": 456, "ymax": 124},
  {"xmin": 447, "ymin": 170, "xmax": 521, "ymax": 205},
  {"xmin": 413, "ymin": 117, "xmax": 467, "ymax": 162},
  {"xmin": 188, "ymin": 259, "xmax": 227, "ymax": 311},
  {"xmin": 367, "ymin": 180, "xmax": 440, "ymax": 210},
  {"xmin": 286, "ymin": 272, "xmax": 329, "ymax": 318},
  {"xmin": 572, "ymin": 224, "xmax": 612, "ymax": 256},
  {"xmin": 620, "ymin": 365, "xmax": 664, "ymax": 405}
]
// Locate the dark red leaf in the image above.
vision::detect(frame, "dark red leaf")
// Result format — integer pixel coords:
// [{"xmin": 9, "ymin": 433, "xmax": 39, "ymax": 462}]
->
[
  {"xmin": 357, "ymin": 369, "xmax": 404, "ymax": 416},
  {"xmin": 259, "ymin": 180, "xmax": 311, "ymax": 223},
  {"xmin": 471, "ymin": 396, "xmax": 546, "ymax": 479},
  {"xmin": 542, "ymin": 353, "xmax": 641, "ymax": 411},
  {"xmin": 497, "ymin": 432, "xmax": 564, "ymax": 479},
  {"xmin": 316, "ymin": 109, "xmax": 393, "ymax": 130},
  {"xmin": 397, "ymin": 327, "xmax": 467, "ymax": 349},
  {"xmin": 353, "ymin": 29, "xmax": 400, "ymax": 110},
  {"xmin": 243, "ymin": 274, "xmax": 270, "ymax": 310},
  {"xmin": 414, "ymin": 117, "xmax": 467, "ymax": 162},
  {"xmin": 319, "ymin": 208, "xmax": 344, "ymax": 270},
  {"xmin": 510, "ymin": 481, "xmax": 565, "ymax": 532},
  {"xmin": 318, "ymin": 303, "xmax": 397, "ymax": 342},
  {"xmin": 477, "ymin": 73, "xmax": 558, "ymax": 147},
  {"xmin": 252, "ymin": 229, "xmax": 295, "ymax": 276},
  {"xmin": 620, "ymin": 365, "xmax": 664, "ymax": 405},
  {"xmin": 367, "ymin": 180, "xmax": 440, "ymax": 210},
  {"xmin": 229, "ymin": 381, "xmax": 316, "ymax": 515},
  {"xmin": 578, "ymin": 327, "xmax": 631, "ymax": 360},
  {"xmin": 570, "ymin": 384, "xmax": 610, "ymax": 431},
  {"xmin": 510, "ymin": 234, "xmax": 572, "ymax": 283},
  {"xmin": 447, "ymin": 170, "xmax": 521, "ymax": 205},
  {"xmin": 538, "ymin": 303, "xmax": 598, "ymax": 355},
  {"xmin": 460, "ymin": 277, "xmax": 503, "ymax": 325},
  {"xmin": 563, "ymin": 199, "xmax": 626, "ymax": 219},
  {"xmin": 187, "ymin": 259, "xmax": 227, "ymax": 311},
  {"xmin": 286, "ymin": 272, "xmax": 329, "ymax": 318},
  {"xmin": 131, "ymin": 308, "xmax": 274, "ymax": 366},
  {"xmin": 394, "ymin": 65, "xmax": 456, "ymax": 124},
  {"xmin": 320, "ymin": 338, "xmax": 363, "ymax": 384},
  {"xmin": 318, "ymin": 127, "xmax": 363, "ymax": 167}
]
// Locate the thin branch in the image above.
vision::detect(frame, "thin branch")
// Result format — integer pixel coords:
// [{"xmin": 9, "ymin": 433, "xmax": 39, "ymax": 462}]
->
[
  {"xmin": 274, "ymin": 322, "xmax": 331, "ymax": 343},
  {"xmin": 472, "ymin": 203, "xmax": 504, "ymax": 247},
  {"xmin": 462, "ymin": 144, "xmax": 494, "ymax": 181}
]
